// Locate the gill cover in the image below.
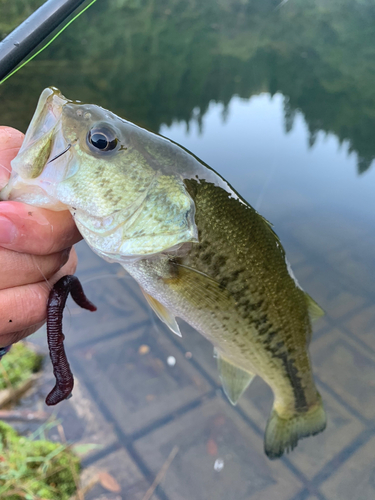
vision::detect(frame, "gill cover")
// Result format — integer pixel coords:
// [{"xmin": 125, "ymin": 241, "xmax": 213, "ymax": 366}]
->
[{"xmin": 1, "ymin": 87, "xmax": 200, "ymax": 260}]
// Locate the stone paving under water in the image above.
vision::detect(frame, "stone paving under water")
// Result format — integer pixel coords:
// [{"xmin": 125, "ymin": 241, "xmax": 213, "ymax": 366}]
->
[{"xmin": 14, "ymin": 212, "xmax": 375, "ymax": 499}]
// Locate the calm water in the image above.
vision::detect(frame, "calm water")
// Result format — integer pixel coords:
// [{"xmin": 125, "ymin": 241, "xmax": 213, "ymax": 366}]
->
[{"xmin": 1, "ymin": 1, "xmax": 375, "ymax": 499}]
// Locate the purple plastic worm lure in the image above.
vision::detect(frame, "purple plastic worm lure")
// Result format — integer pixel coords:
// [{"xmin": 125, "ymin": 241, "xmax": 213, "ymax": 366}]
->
[{"xmin": 46, "ymin": 275, "xmax": 97, "ymax": 406}]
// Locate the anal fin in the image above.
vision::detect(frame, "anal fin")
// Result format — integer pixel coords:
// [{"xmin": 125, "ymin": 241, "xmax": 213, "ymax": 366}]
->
[
  {"xmin": 141, "ymin": 289, "xmax": 181, "ymax": 337},
  {"xmin": 215, "ymin": 350, "xmax": 255, "ymax": 405}
]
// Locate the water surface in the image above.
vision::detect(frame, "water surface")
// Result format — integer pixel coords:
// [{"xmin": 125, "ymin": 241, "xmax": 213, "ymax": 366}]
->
[{"xmin": 1, "ymin": 1, "xmax": 375, "ymax": 499}]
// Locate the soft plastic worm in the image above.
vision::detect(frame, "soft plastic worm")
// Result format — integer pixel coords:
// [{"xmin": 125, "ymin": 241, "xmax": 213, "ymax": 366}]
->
[{"xmin": 45, "ymin": 275, "xmax": 97, "ymax": 406}]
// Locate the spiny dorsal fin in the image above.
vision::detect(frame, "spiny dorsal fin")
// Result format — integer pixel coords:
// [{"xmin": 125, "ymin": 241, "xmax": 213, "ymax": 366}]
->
[
  {"xmin": 259, "ymin": 214, "xmax": 283, "ymax": 248},
  {"xmin": 305, "ymin": 293, "xmax": 324, "ymax": 322},
  {"xmin": 141, "ymin": 289, "xmax": 182, "ymax": 337},
  {"xmin": 215, "ymin": 349, "xmax": 256, "ymax": 405}
]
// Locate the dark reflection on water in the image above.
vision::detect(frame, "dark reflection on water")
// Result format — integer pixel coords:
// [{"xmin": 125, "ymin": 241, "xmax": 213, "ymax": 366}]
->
[
  {"xmin": 2, "ymin": 0, "xmax": 375, "ymax": 173},
  {"xmin": 2, "ymin": 1, "xmax": 375, "ymax": 499}
]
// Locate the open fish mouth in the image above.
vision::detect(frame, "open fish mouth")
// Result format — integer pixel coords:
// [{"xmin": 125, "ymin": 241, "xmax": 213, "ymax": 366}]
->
[
  {"xmin": 23, "ymin": 88, "xmax": 68, "ymax": 146},
  {"xmin": 0, "ymin": 88, "xmax": 73, "ymax": 208}
]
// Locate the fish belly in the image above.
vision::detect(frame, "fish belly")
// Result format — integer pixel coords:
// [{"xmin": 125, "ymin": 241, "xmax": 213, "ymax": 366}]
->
[{"xmin": 123, "ymin": 257, "xmax": 318, "ymax": 415}]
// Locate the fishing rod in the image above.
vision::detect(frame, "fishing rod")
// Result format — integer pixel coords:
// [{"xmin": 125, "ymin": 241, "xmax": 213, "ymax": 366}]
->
[{"xmin": 0, "ymin": 0, "xmax": 89, "ymax": 83}]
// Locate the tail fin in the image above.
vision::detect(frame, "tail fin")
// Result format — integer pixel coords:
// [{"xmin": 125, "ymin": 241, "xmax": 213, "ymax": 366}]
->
[{"xmin": 264, "ymin": 396, "xmax": 326, "ymax": 459}]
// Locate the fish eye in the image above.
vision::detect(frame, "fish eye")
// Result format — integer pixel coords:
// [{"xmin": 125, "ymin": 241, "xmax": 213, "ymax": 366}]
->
[{"xmin": 87, "ymin": 126, "xmax": 119, "ymax": 152}]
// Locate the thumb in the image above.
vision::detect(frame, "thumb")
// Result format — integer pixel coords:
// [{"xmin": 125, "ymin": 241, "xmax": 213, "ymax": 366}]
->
[{"xmin": 0, "ymin": 127, "xmax": 24, "ymax": 189}]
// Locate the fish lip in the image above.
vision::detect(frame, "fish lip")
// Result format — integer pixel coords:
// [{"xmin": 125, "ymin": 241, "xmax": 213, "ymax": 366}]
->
[
  {"xmin": 9, "ymin": 87, "xmax": 72, "ymax": 182},
  {"xmin": 21, "ymin": 87, "xmax": 70, "ymax": 153},
  {"xmin": 1, "ymin": 88, "xmax": 72, "ymax": 204}
]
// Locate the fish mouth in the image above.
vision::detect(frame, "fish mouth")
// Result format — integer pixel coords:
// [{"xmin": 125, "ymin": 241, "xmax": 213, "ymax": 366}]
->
[
  {"xmin": 22, "ymin": 87, "xmax": 71, "ymax": 152},
  {"xmin": 20, "ymin": 87, "xmax": 71, "ymax": 153},
  {"xmin": 0, "ymin": 88, "xmax": 73, "ymax": 207},
  {"xmin": 13, "ymin": 87, "xmax": 72, "ymax": 175}
]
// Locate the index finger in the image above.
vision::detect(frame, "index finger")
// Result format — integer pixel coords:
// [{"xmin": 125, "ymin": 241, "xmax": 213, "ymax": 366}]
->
[{"xmin": 0, "ymin": 201, "xmax": 82, "ymax": 255}]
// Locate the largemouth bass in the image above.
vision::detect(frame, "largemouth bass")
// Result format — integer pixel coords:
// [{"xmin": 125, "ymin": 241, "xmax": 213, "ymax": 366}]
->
[{"xmin": 1, "ymin": 88, "xmax": 326, "ymax": 459}]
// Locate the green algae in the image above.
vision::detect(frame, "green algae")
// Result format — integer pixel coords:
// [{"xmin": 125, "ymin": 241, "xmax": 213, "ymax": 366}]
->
[
  {"xmin": 0, "ymin": 421, "xmax": 80, "ymax": 499},
  {"xmin": 0, "ymin": 342, "xmax": 43, "ymax": 391},
  {"xmin": 0, "ymin": 343, "xmax": 80, "ymax": 498}
]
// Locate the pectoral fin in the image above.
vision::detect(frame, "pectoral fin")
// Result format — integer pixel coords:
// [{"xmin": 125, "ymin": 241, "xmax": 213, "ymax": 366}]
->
[
  {"xmin": 141, "ymin": 289, "xmax": 181, "ymax": 337},
  {"xmin": 215, "ymin": 350, "xmax": 255, "ymax": 405},
  {"xmin": 165, "ymin": 263, "xmax": 234, "ymax": 312}
]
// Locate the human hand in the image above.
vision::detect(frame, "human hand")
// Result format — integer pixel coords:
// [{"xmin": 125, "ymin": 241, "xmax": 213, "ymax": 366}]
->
[{"xmin": 0, "ymin": 126, "xmax": 82, "ymax": 347}]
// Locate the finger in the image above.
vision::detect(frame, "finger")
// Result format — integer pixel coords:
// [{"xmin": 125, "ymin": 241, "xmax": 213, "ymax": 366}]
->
[
  {"xmin": 0, "ymin": 247, "xmax": 78, "ymax": 346},
  {"xmin": 0, "ymin": 201, "xmax": 82, "ymax": 254},
  {"xmin": 4, "ymin": 321, "xmax": 46, "ymax": 347},
  {"xmin": 0, "ymin": 246, "xmax": 71, "ymax": 290},
  {"xmin": 0, "ymin": 127, "xmax": 24, "ymax": 189}
]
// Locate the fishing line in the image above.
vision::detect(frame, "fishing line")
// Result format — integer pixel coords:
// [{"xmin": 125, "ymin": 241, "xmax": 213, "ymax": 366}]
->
[
  {"xmin": 31, "ymin": 254, "xmax": 78, "ymax": 329},
  {"xmin": 80, "ymin": 273, "xmax": 131, "ymax": 285},
  {"xmin": 273, "ymin": 0, "xmax": 291, "ymax": 11},
  {"xmin": 32, "ymin": 254, "xmax": 52, "ymax": 291},
  {"xmin": 0, "ymin": 0, "xmax": 98, "ymax": 86},
  {"xmin": 0, "ymin": 163, "xmax": 11, "ymax": 174},
  {"xmin": 255, "ymin": 156, "xmax": 278, "ymax": 211}
]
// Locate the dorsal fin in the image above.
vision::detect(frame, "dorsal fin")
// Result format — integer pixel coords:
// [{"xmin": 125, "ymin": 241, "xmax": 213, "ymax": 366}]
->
[
  {"xmin": 305, "ymin": 293, "xmax": 324, "ymax": 322},
  {"xmin": 215, "ymin": 349, "xmax": 256, "ymax": 405},
  {"xmin": 141, "ymin": 289, "xmax": 181, "ymax": 337}
]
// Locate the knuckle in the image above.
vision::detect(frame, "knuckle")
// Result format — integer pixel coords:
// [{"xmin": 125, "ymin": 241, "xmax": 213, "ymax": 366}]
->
[
  {"xmin": 63, "ymin": 247, "xmax": 78, "ymax": 274},
  {"xmin": 51, "ymin": 248, "xmax": 71, "ymax": 274}
]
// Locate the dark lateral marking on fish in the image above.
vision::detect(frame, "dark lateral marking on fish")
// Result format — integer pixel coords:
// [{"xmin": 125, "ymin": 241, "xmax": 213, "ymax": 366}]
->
[
  {"xmin": 227, "ymin": 280, "xmax": 308, "ymax": 411},
  {"xmin": 228, "ymin": 268, "xmax": 247, "ymax": 282},
  {"xmin": 219, "ymin": 278, "xmax": 229, "ymax": 290},
  {"xmin": 262, "ymin": 332, "xmax": 307, "ymax": 412},
  {"xmin": 244, "ymin": 301, "xmax": 308, "ymax": 412},
  {"xmin": 184, "ymin": 177, "xmax": 310, "ymax": 412},
  {"xmin": 266, "ymin": 331, "xmax": 277, "ymax": 342},
  {"xmin": 277, "ymin": 351, "xmax": 307, "ymax": 412},
  {"xmin": 45, "ymin": 275, "xmax": 97, "ymax": 406},
  {"xmin": 213, "ymin": 255, "xmax": 227, "ymax": 269},
  {"xmin": 231, "ymin": 294, "xmax": 265, "ymax": 319},
  {"xmin": 201, "ymin": 252, "xmax": 214, "ymax": 266}
]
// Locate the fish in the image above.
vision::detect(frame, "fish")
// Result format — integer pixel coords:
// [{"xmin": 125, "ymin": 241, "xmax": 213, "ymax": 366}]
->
[{"xmin": 1, "ymin": 87, "xmax": 326, "ymax": 459}]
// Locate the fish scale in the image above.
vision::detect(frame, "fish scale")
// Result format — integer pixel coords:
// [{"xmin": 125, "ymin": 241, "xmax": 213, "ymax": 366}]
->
[
  {"xmin": 127, "ymin": 178, "xmax": 317, "ymax": 412},
  {"xmin": 1, "ymin": 87, "xmax": 326, "ymax": 459}
]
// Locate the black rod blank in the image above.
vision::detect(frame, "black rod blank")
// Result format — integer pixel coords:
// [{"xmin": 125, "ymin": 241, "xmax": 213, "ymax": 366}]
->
[{"xmin": 0, "ymin": 0, "xmax": 87, "ymax": 82}]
